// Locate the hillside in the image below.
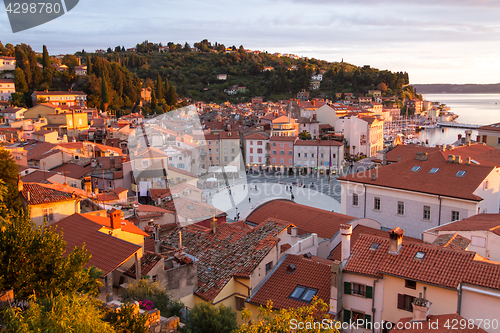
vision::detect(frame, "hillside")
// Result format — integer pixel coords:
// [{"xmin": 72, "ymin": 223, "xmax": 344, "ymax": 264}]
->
[
  {"xmin": 87, "ymin": 40, "xmax": 410, "ymax": 104},
  {"xmin": 412, "ymin": 83, "xmax": 500, "ymax": 94}
]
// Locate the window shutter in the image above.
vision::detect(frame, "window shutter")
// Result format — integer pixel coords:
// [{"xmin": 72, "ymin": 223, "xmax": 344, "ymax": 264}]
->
[
  {"xmin": 364, "ymin": 314, "xmax": 372, "ymax": 328},
  {"xmin": 344, "ymin": 282, "xmax": 351, "ymax": 295},
  {"xmin": 365, "ymin": 286, "xmax": 373, "ymax": 299},
  {"xmin": 397, "ymin": 294, "xmax": 405, "ymax": 309},
  {"xmin": 343, "ymin": 310, "xmax": 351, "ymax": 323}
]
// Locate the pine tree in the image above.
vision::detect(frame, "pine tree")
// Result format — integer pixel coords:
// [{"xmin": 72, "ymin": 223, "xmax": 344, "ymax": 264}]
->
[
  {"xmin": 42, "ymin": 45, "xmax": 51, "ymax": 69},
  {"xmin": 100, "ymin": 76, "xmax": 110, "ymax": 112}
]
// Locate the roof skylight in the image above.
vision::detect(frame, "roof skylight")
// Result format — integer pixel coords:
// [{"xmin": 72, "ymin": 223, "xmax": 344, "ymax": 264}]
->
[
  {"xmin": 429, "ymin": 168, "xmax": 439, "ymax": 174},
  {"xmin": 456, "ymin": 171, "xmax": 466, "ymax": 177},
  {"xmin": 415, "ymin": 251, "xmax": 426, "ymax": 259},
  {"xmin": 411, "ymin": 166, "xmax": 421, "ymax": 172}
]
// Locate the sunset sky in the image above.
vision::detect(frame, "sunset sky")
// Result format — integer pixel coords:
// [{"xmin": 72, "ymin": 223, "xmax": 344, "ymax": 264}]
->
[{"xmin": 1, "ymin": 0, "xmax": 499, "ymax": 84}]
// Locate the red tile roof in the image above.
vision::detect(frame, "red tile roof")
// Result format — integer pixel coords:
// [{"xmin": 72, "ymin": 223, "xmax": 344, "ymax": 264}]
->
[
  {"xmin": 248, "ymin": 254, "xmax": 332, "ymax": 310},
  {"xmin": 51, "ymin": 163, "xmax": 91, "ymax": 179},
  {"xmin": 439, "ymin": 144, "xmax": 500, "ymax": 167},
  {"xmin": 433, "ymin": 213, "xmax": 500, "ymax": 237},
  {"xmin": 464, "ymin": 261, "xmax": 500, "ymax": 290},
  {"xmin": 134, "ymin": 147, "xmax": 169, "ymax": 159},
  {"xmin": 344, "ymin": 234, "xmax": 484, "ymax": 289},
  {"xmin": 51, "ymin": 214, "xmax": 141, "ymax": 276},
  {"xmin": 328, "ymin": 225, "xmax": 423, "ymax": 261},
  {"xmin": 20, "ymin": 182, "xmax": 85, "ymax": 205},
  {"xmin": 339, "ymin": 152, "xmax": 494, "ymax": 201},
  {"xmin": 160, "ymin": 220, "xmax": 290, "ymax": 301},
  {"xmin": 393, "ymin": 313, "xmax": 487, "ymax": 332},
  {"xmin": 83, "ymin": 213, "xmax": 149, "ymax": 237},
  {"xmin": 385, "ymin": 144, "xmax": 440, "ymax": 163},
  {"xmin": 244, "ymin": 132, "xmax": 269, "ymax": 140},
  {"xmin": 478, "ymin": 122, "xmax": 500, "ymax": 132},
  {"xmin": 124, "ymin": 251, "xmax": 163, "ymax": 278},
  {"xmin": 246, "ymin": 199, "xmax": 355, "ymax": 239},
  {"xmin": 432, "ymin": 233, "xmax": 471, "ymax": 250}
]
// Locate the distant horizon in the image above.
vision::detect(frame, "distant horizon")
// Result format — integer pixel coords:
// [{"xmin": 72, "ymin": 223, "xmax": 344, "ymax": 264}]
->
[{"xmin": 1, "ymin": 0, "xmax": 498, "ymax": 85}]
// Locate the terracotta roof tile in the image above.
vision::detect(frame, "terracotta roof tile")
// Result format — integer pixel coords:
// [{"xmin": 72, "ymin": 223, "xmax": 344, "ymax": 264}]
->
[
  {"xmin": 344, "ymin": 234, "xmax": 476, "ymax": 288},
  {"xmin": 20, "ymin": 182, "xmax": 84, "ymax": 205},
  {"xmin": 124, "ymin": 251, "xmax": 163, "ymax": 278},
  {"xmin": 160, "ymin": 220, "xmax": 289, "ymax": 301},
  {"xmin": 433, "ymin": 213, "xmax": 500, "ymax": 237},
  {"xmin": 328, "ymin": 225, "xmax": 422, "ymax": 261},
  {"xmin": 432, "ymin": 233, "xmax": 471, "ymax": 250},
  {"xmin": 246, "ymin": 199, "xmax": 355, "ymax": 239},
  {"xmin": 339, "ymin": 152, "xmax": 493, "ymax": 201},
  {"xmin": 51, "ymin": 214, "xmax": 141, "ymax": 276},
  {"xmin": 248, "ymin": 254, "xmax": 332, "ymax": 310}
]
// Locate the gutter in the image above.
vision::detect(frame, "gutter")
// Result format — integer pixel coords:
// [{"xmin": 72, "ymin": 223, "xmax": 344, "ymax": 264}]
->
[
  {"xmin": 372, "ymin": 278, "xmax": 379, "ymax": 333},
  {"xmin": 363, "ymin": 184, "xmax": 367, "ymax": 218},
  {"xmin": 438, "ymin": 195, "xmax": 442, "ymax": 226}
]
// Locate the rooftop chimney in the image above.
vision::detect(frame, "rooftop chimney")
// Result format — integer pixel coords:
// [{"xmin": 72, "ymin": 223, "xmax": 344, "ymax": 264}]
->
[
  {"xmin": 415, "ymin": 152, "xmax": 428, "ymax": 161},
  {"xmin": 178, "ymin": 230, "xmax": 183, "ymax": 249},
  {"xmin": 466, "ymin": 157, "xmax": 471, "ymax": 165},
  {"xmin": 397, "ymin": 155, "xmax": 401, "ymax": 162},
  {"xmin": 210, "ymin": 215, "xmax": 217, "ymax": 234},
  {"xmin": 412, "ymin": 287, "xmax": 432, "ymax": 322},
  {"xmin": 447, "ymin": 154, "xmax": 454, "ymax": 163},
  {"xmin": 154, "ymin": 224, "xmax": 161, "ymax": 254},
  {"xmin": 454, "ymin": 155, "xmax": 462, "ymax": 164},
  {"xmin": 340, "ymin": 224, "xmax": 353, "ymax": 262},
  {"xmin": 84, "ymin": 176, "xmax": 92, "ymax": 195},
  {"xmin": 371, "ymin": 173, "xmax": 377, "ymax": 181},
  {"xmin": 109, "ymin": 209, "xmax": 122, "ymax": 230},
  {"xmin": 388, "ymin": 227, "xmax": 404, "ymax": 254},
  {"xmin": 291, "ymin": 226, "xmax": 298, "ymax": 237}
]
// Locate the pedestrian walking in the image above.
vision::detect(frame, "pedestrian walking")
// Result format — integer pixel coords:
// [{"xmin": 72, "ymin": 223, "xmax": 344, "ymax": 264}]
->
[
  {"xmin": 255, "ymin": 185, "xmax": 257, "ymax": 191},
  {"xmin": 243, "ymin": 184, "xmax": 245, "ymax": 190},
  {"xmin": 249, "ymin": 197, "xmax": 251, "ymax": 203}
]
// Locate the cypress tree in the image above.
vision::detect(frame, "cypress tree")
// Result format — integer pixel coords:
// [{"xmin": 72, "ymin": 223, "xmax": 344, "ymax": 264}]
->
[
  {"xmin": 100, "ymin": 76, "xmax": 109, "ymax": 112},
  {"xmin": 42, "ymin": 45, "xmax": 51, "ymax": 69},
  {"xmin": 14, "ymin": 68, "xmax": 28, "ymax": 93},
  {"xmin": 156, "ymin": 73, "xmax": 163, "ymax": 101}
]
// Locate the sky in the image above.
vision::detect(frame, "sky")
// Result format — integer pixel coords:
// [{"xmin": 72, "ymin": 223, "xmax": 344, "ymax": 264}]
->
[{"xmin": 0, "ymin": 0, "xmax": 499, "ymax": 84}]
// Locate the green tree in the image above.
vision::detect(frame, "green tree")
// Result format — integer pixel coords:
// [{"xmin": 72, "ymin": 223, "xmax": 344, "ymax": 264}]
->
[
  {"xmin": 13, "ymin": 68, "xmax": 28, "ymax": 94},
  {"xmin": 299, "ymin": 130, "xmax": 312, "ymax": 140},
  {"xmin": 62, "ymin": 54, "xmax": 79, "ymax": 69},
  {"xmin": 42, "ymin": 45, "xmax": 51, "ymax": 69},
  {"xmin": 237, "ymin": 298, "xmax": 338, "ymax": 333},
  {"xmin": 108, "ymin": 302, "xmax": 148, "ymax": 333},
  {"xmin": 0, "ymin": 148, "xmax": 21, "ymax": 212},
  {"xmin": 101, "ymin": 76, "xmax": 110, "ymax": 112},
  {"xmin": 3, "ymin": 294, "xmax": 116, "ymax": 333},
  {"xmin": 185, "ymin": 303, "xmax": 237, "ymax": 333},
  {"xmin": 120, "ymin": 279, "xmax": 183, "ymax": 318},
  {"xmin": 155, "ymin": 72, "xmax": 163, "ymax": 101},
  {"xmin": 0, "ymin": 205, "xmax": 91, "ymax": 299}
]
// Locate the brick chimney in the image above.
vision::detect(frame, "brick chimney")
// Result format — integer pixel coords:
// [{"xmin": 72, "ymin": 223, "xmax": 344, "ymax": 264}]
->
[
  {"xmin": 389, "ymin": 227, "xmax": 404, "ymax": 254},
  {"xmin": 412, "ymin": 287, "xmax": 432, "ymax": 322},
  {"xmin": 109, "ymin": 209, "xmax": 122, "ymax": 230},
  {"xmin": 84, "ymin": 176, "xmax": 92, "ymax": 195},
  {"xmin": 340, "ymin": 224, "xmax": 353, "ymax": 262}
]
